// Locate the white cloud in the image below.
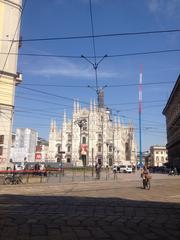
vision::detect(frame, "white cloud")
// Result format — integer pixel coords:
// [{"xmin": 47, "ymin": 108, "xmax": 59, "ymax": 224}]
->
[
  {"xmin": 148, "ymin": 0, "xmax": 160, "ymax": 13},
  {"xmin": 27, "ymin": 58, "xmax": 118, "ymax": 79},
  {"xmin": 147, "ymin": 0, "xmax": 180, "ymax": 17},
  {"xmin": 55, "ymin": 0, "xmax": 105, "ymax": 5}
]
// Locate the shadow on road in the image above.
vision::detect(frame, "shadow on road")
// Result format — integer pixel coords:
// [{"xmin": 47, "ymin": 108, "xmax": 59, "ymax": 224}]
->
[{"xmin": 0, "ymin": 194, "xmax": 180, "ymax": 240}]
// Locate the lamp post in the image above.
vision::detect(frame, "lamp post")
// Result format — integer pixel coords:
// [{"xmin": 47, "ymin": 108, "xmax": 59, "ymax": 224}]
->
[{"xmin": 106, "ymin": 142, "xmax": 109, "ymax": 166}]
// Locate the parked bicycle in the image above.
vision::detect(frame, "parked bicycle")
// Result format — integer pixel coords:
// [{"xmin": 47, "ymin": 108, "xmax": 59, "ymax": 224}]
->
[{"xmin": 4, "ymin": 174, "xmax": 23, "ymax": 185}]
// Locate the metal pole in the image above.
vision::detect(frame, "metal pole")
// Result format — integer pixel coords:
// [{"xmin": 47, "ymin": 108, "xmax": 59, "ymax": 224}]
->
[
  {"xmin": 139, "ymin": 66, "xmax": 143, "ymax": 167},
  {"xmin": 139, "ymin": 111, "xmax": 142, "ymax": 167},
  {"xmin": 113, "ymin": 131, "xmax": 115, "ymax": 165},
  {"xmin": 102, "ymin": 115, "xmax": 104, "ymax": 166},
  {"xmin": 92, "ymin": 147, "xmax": 94, "ymax": 177}
]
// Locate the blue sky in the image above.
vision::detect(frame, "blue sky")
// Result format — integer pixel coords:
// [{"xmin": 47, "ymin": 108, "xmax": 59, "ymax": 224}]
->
[{"xmin": 14, "ymin": 0, "xmax": 180, "ymax": 151}]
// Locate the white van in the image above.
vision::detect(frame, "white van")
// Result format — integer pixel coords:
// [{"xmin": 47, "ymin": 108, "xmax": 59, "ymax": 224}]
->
[
  {"xmin": 119, "ymin": 165, "xmax": 127, "ymax": 173},
  {"xmin": 126, "ymin": 165, "xmax": 132, "ymax": 173}
]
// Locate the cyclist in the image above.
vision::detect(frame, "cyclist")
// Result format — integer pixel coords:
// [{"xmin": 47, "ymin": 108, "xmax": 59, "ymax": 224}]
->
[{"xmin": 141, "ymin": 165, "xmax": 151, "ymax": 189}]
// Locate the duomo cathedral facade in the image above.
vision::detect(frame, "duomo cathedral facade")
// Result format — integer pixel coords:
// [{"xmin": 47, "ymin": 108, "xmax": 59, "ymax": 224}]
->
[{"xmin": 48, "ymin": 94, "xmax": 137, "ymax": 167}]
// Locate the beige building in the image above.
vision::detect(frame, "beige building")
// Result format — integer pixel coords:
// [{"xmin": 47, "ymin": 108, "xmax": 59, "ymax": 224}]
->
[
  {"xmin": 149, "ymin": 146, "xmax": 168, "ymax": 167},
  {"xmin": 0, "ymin": 0, "xmax": 22, "ymax": 169}
]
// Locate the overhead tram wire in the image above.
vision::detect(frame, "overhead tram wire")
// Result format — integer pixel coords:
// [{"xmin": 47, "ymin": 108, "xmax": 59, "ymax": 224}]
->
[
  {"xmin": 0, "ymin": 48, "xmax": 179, "ymax": 60},
  {"xmin": 17, "ymin": 85, "xmax": 90, "ymax": 106},
  {"xmin": 12, "ymin": 80, "xmax": 175, "ymax": 88},
  {"xmin": 81, "ymin": 0, "xmax": 108, "ymax": 103},
  {"xmin": 1, "ymin": 29, "xmax": 180, "ymax": 43}
]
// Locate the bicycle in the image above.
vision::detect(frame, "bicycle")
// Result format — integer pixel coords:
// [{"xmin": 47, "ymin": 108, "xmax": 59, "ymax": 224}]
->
[
  {"xmin": 143, "ymin": 177, "xmax": 151, "ymax": 190},
  {"xmin": 4, "ymin": 174, "xmax": 23, "ymax": 185}
]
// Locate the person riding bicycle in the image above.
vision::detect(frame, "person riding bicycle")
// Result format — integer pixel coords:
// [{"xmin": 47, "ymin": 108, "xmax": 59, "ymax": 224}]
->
[
  {"xmin": 141, "ymin": 165, "xmax": 151, "ymax": 189},
  {"xmin": 141, "ymin": 165, "xmax": 149, "ymax": 179}
]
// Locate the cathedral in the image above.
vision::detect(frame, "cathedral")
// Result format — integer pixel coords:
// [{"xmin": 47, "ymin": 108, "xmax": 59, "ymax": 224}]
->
[{"xmin": 48, "ymin": 90, "xmax": 137, "ymax": 167}]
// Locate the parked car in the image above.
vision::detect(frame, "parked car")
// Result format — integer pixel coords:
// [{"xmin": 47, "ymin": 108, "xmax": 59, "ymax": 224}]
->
[
  {"xmin": 15, "ymin": 164, "xmax": 24, "ymax": 171},
  {"xmin": 119, "ymin": 165, "xmax": 127, "ymax": 173},
  {"xmin": 125, "ymin": 165, "xmax": 132, "ymax": 173}
]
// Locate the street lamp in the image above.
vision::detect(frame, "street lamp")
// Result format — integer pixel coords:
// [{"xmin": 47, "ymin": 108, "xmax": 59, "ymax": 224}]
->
[{"xmin": 106, "ymin": 142, "xmax": 109, "ymax": 166}]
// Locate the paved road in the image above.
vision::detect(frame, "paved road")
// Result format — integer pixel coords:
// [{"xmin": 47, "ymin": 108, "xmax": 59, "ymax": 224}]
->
[{"xmin": 0, "ymin": 174, "xmax": 180, "ymax": 240}]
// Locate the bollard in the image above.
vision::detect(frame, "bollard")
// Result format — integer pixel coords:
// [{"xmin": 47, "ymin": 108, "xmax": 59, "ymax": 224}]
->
[
  {"xmin": 72, "ymin": 168, "xmax": 75, "ymax": 182},
  {"xmin": 59, "ymin": 169, "xmax": 61, "ymax": 183},
  {"xmin": 83, "ymin": 167, "xmax": 86, "ymax": 182},
  {"xmin": 47, "ymin": 171, "xmax": 49, "ymax": 183},
  {"xmin": 40, "ymin": 172, "xmax": 43, "ymax": 183},
  {"xmin": 26, "ymin": 172, "xmax": 29, "ymax": 184}
]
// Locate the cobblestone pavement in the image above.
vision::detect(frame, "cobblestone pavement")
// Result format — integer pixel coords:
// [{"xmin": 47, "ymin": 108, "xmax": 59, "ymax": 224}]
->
[{"xmin": 0, "ymin": 174, "xmax": 180, "ymax": 240}]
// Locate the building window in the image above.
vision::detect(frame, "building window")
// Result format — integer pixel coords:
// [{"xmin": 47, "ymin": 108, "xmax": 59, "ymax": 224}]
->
[
  {"xmin": 98, "ymin": 134, "xmax": 102, "ymax": 142},
  {"xmin": 161, "ymin": 157, "xmax": 164, "ymax": 162},
  {"xmin": 156, "ymin": 156, "xmax": 159, "ymax": 161},
  {"xmin": 0, "ymin": 146, "xmax": 3, "ymax": 156},
  {"xmin": 82, "ymin": 136, "xmax": 86, "ymax": 144},
  {"xmin": 83, "ymin": 126, "xmax": 87, "ymax": 131},
  {"xmin": 57, "ymin": 145, "xmax": 61, "ymax": 153},
  {"xmin": 98, "ymin": 145, "xmax": 102, "ymax": 152},
  {"xmin": 67, "ymin": 146, "xmax": 71, "ymax": 152},
  {"xmin": 161, "ymin": 152, "xmax": 163, "ymax": 154},
  {"xmin": 109, "ymin": 146, "xmax": 113, "ymax": 152},
  {"xmin": 156, "ymin": 151, "xmax": 159, "ymax": 154},
  {"xmin": 67, "ymin": 158, "xmax": 71, "ymax": 163},
  {"xmin": 0, "ymin": 135, "xmax": 4, "ymax": 144},
  {"xmin": 68, "ymin": 134, "xmax": 71, "ymax": 142}
]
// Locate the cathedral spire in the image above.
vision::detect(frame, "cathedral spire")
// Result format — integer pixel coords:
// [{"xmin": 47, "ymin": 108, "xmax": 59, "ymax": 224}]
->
[
  {"xmin": 93, "ymin": 99, "xmax": 96, "ymax": 112},
  {"xmin": 77, "ymin": 100, "xmax": 80, "ymax": 112},
  {"xmin": 53, "ymin": 120, "xmax": 57, "ymax": 132},
  {"xmin": 90, "ymin": 99, "xmax": 93, "ymax": 112},
  {"xmin": 63, "ymin": 110, "xmax": 67, "ymax": 129},
  {"xmin": 114, "ymin": 116, "xmax": 118, "ymax": 129},
  {"xmin": 63, "ymin": 110, "xmax": 66, "ymax": 123},
  {"xmin": 73, "ymin": 99, "xmax": 77, "ymax": 114},
  {"xmin": 49, "ymin": 119, "xmax": 57, "ymax": 140},
  {"xmin": 50, "ymin": 119, "xmax": 54, "ymax": 132}
]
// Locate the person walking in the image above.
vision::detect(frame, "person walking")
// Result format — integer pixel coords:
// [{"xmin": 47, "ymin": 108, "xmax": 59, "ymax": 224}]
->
[{"xmin": 95, "ymin": 161, "xmax": 101, "ymax": 179}]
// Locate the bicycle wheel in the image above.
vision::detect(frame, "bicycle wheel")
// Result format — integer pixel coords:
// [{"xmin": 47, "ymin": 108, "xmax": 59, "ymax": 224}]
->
[
  {"xmin": 143, "ymin": 179, "xmax": 146, "ymax": 189},
  {"xmin": 16, "ymin": 176, "xmax": 23, "ymax": 184},
  {"xmin": 147, "ymin": 179, "xmax": 151, "ymax": 190},
  {"xmin": 4, "ymin": 177, "xmax": 12, "ymax": 185}
]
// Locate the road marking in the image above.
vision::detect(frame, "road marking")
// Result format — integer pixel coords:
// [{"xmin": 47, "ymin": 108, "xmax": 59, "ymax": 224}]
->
[{"xmin": 170, "ymin": 195, "xmax": 180, "ymax": 198}]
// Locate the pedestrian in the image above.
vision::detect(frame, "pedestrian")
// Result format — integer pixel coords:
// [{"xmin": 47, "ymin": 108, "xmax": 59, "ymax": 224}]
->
[
  {"xmin": 95, "ymin": 161, "xmax": 101, "ymax": 179},
  {"xmin": 113, "ymin": 165, "xmax": 117, "ymax": 180}
]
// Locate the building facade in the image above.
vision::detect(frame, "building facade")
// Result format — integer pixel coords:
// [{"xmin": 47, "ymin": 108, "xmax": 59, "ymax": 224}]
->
[
  {"xmin": 148, "ymin": 145, "xmax": 168, "ymax": 167},
  {"xmin": 0, "ymin": 0, "xmax": 22, "ymax": 169},
  {"xmin": 163, "ymin": 75, "xmax": 180, "ymax": 168},
  {"xmin": 35, "ymin": 138, "xmax": 49, "ymax": 162},
  {"xmin": 48, "ymin": 100, "xmax": 136, "ymax": 167},
  {"xmin": 10, "ymin": 128, "xmax": 38, "ymax": 163}
]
